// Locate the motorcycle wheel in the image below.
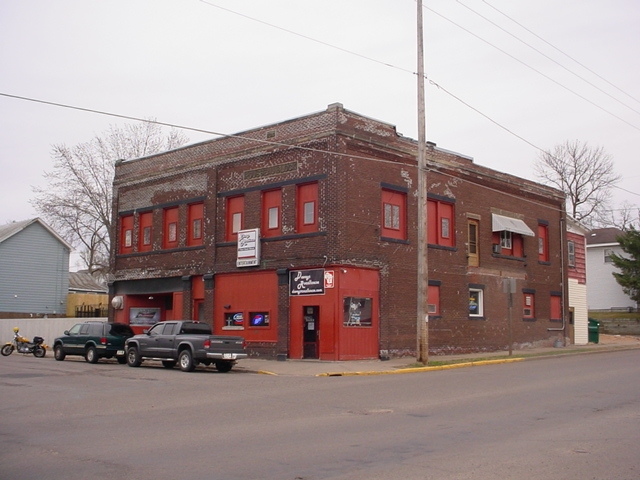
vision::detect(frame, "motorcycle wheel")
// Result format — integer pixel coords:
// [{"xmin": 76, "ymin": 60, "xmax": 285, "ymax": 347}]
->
[
  {"xmin": 1, "ymin": 344, "xmax": 13, "ymax": 356},
  {"xmin": 33, "ymin": 346, "xmax": 46, "ymax": 358}
]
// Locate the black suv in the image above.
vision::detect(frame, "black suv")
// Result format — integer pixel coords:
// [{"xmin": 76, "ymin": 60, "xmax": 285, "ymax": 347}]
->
[{"xmin": 53, "ymin": 321, "xmax": 134, "ymax": 364}]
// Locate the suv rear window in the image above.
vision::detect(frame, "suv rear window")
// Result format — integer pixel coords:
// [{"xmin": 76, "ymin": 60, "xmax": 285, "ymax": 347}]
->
[{"xmin": 109, "ymin": 324, "xmax": 135, "ymax": 337}]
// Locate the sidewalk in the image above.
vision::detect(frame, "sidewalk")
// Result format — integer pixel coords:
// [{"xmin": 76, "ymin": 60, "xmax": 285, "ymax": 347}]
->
[{"xmin": 234, "ymin": 334, "xmax": 640, "ymax": 377}]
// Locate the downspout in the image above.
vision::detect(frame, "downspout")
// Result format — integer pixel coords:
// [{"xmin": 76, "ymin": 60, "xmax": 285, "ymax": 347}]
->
[{"xmin": 548, "ymin": 214, "xmax": 566, "ymax": 340}]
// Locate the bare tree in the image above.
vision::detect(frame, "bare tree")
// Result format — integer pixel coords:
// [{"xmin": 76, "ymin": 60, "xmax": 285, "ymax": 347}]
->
[
  {"xmin": 32, "ymin": 121, "xmax": 188, "ymax": 278},
  {"xmin": 534, "ymin": 140, "xmax": 621, "ymax": 227}
]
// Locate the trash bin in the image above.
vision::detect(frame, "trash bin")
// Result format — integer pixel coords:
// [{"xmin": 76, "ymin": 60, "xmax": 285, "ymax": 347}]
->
[{"xmin": 588, "ymin": 318, "xmax": 600, "ymax": 344}]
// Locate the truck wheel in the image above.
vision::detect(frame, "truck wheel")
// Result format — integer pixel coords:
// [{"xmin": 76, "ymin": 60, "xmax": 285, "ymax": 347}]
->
[
  {"xmin": 215, "ymin": 361, "xmax": 233, "ymax": 373},
  {"xmin": 85, "ymin": 346, "xmax": 99, "ymax": 364},
  {"xmin": 54, "ymin": 344, "xmax": 66, "ymax": 361},
  {"xmin": 178, "ymin": 350, "xmax": 195, "ymax": 372},
  {"xmin": 127, "ymin": 347, "xmax": 142, "ymax": 367},
  {"xmin": 162, "ymin": 360, "xmax": 176, "ymax": 369}
]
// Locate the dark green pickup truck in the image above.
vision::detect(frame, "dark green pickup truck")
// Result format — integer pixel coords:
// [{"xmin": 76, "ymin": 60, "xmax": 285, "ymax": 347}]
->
[{"xmin": 124, "ymin": 321, "xmax": 247, "ymax": 372}]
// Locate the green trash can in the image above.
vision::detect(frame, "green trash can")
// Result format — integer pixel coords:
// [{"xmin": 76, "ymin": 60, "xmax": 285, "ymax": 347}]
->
[{"xmin": 588, "ymin": 318, "xmax": 600, "ymax": 344}]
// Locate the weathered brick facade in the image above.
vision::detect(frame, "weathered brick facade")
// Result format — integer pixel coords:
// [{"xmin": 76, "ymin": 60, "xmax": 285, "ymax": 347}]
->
[{"xmin": 110, "ymin": 103, "xmax": 567, "ymax": 359}]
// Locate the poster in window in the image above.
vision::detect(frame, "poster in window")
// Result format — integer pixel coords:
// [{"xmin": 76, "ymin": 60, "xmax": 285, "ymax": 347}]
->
[
  {"xmin": 130, "ymin": 307, "xmax": 161, "ymax": 325},
  {"xmin": 343, "ymin": 297, "xmax": 372, "ymax": 326}
]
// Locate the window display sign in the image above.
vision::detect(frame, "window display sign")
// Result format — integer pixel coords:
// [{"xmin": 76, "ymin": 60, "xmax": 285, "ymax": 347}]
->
[
  {"xmin": 237, "ymin": 228, "xmax": 260, "ymax": 267},
  {"xmin": 343, "ymin": 297, "xmax": 372, "ymax": 327},
  {"xmin": 289, "ymin": 269, "xmax": 325, "ymax": 296}
]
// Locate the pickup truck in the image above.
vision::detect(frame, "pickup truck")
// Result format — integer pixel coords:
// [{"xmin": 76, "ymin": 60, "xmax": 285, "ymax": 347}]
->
[{"xmin": 124, "ymin": 321, "xmax": 247, "ymax": 372}]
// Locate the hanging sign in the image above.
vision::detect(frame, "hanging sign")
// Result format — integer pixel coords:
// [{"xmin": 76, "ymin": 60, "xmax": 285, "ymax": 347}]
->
[
  {"xmin": 237, "ymin": 228, "xmax": 260, "ymax": 267},
  {"xmin": 289, "ymin": 268, "xmax": 325, "ymax": 296}
]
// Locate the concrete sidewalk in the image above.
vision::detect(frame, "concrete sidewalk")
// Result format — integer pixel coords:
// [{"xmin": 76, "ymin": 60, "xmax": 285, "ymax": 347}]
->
[{"xmin": 233, "ymin": 334, "xmax": 640, "ymax": 376}]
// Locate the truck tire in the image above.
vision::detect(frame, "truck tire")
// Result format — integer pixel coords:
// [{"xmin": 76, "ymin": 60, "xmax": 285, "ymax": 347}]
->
[
  {"xmin": 215, "ymin": 361, "xmax": 233, "ymax": 373},
  {"xmin": 127, "ymin": 346, "xmax": 142, "ymax": 367},
  {"xmin": 178, "ymin": 349, "xmax": 195, "ymax": 372}
]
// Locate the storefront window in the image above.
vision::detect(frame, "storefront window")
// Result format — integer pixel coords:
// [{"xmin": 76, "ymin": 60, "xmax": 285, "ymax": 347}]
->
[
  {"xmin": 343, "ymin": 297, "xmax": 373, "ymax": 327},
  {"xmin": 224, "ymin": 312, "xmax": 244, "ymax": 330},
  {"xmin": 249, "ymin": 312, "xmax": 270, "ymax": 327}
]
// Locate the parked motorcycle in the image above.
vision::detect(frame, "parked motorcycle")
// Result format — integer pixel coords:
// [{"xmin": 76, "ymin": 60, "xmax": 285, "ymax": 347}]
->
[{"xmin": 1, "ymin": 327, "xmax": 47, "ymax": 357}]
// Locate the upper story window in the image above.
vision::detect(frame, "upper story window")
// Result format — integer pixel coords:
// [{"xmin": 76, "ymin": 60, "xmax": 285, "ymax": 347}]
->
[
  {"xmin": 262, "ymin": 189, "xmax": 282, "ymax": 238},
  {"xmin": 538, "ymin": 222, "xmax": 549, "ymax": 263},
  {"xmin": 381, "ymin": 187, "xmax": 407, "ymax": 241},
  {"xmin": 296, "ymin": 182, "xmax": 318, "ymax": 234},
  {"xmin": 163, "ymin": 207, "xmax": 179, "ymax": 249},
  {"xmin": 428, "ymin": 197, "xmax": 455, "ymax": 247},
  {"xmin": 226, "ymin": 195, "xmax": 244, "ymax": 241},
  {"xmin": 138, "ymin": 211, "xmax": 153, "ymax": 252},
  {"xmin": 187, "ymin": 202, "xmax": 204, "ymax": 247},
  {"xmin": 604, "ymin": 248, "xmax": 614, "ymax": 263},
  {"xmin": 567, "ymin": 240, "xmax": 576, "ymax": 267},
  {"xmin": 491, "ymin": 214, "xmax": 534, "ymax": 258},
  {"xmin": 468, "ymin": 219, "xmax": 479, "ymax": 267},
  {"xmin": 120, "ymin": 214, "xmax": 134, "ymax": 254}
]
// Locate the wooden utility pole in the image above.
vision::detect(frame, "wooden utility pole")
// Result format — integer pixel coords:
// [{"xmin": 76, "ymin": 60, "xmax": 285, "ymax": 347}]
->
[{"xmin": 416, "ymin": 0, "xmax": 429, "ymax": 364}]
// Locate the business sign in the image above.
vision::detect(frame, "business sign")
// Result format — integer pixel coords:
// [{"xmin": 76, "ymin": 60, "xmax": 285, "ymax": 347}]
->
[
  {"xmin": 289, "ymin": 268, "xmax": 326, "ymax": 296},
  {"xmin": 237, "ymin": 228, "xmax": 260, "ymax": 267}
]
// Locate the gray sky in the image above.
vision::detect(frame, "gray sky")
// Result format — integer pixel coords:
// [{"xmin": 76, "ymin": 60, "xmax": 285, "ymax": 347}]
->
[{"xmin": 1, "ymin": 0, "xmax": 639, "ymax": 228}]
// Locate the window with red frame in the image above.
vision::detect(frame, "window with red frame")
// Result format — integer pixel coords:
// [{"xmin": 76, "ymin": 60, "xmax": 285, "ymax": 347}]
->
[
  {"xmin": 226, "ymin": 195, "xmax": 244, "ymax": 241},
  {"xmin": 550, "ymin": 294, "xmax": 562, "ymax": 321},
  {"xmin": 120, "ymin": 214, "xmax": 134, "ymax": 254},
  {"xmin": 428, "ymin": 282, "xmax": 441, "ymax": 318},
  {"xmin": 163, "ymin": 207, "xmax": 179, "ymax": 249},
  {"xmin": 492, "ymin": 230, "xmax": 524, "ymax": 257},
  {"xmin": 138, "ymin": 211, "xmax": 153, "ymax": 252},
  {"xmin": 427, "ymin": 197, "xmax": 455, "ymax": 247},
  {"xmin": 187, "ymin": 202, "xmax": 204, "ymax": 247},
  {"xmin": 296, "ymin": 183, "xmax": 318, "ymax": 234},
  {"xmin": 538, "ymin": 222, "xmax": 549, "ymax": 262},
  {"xmin": 381, "ymin": 188, "xmax": 407, "ymax": 240},
  {"xmin": 523, "ymin": 291, "xmax": 535, "ymax": 319},
  {"xmin": 262, "ymin": 189, "xmax": 282, "ymax": 238}
]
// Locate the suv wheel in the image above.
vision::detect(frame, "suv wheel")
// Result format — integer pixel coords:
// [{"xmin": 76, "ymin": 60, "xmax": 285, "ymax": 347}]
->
[
  {"xmin": 54, "ymin": 344, "xmax": 66, "ymax": 361},
  {"xmin": 127, "ymin": 347, "xmax": 142, "ymax": 367},
  {"xmin": 85, "ymin": 346, "xmax": 99, "ymax": 364}
]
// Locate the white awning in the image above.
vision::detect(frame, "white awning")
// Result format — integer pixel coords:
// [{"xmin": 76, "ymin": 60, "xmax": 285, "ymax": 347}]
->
[{"xmin": 492, "ymin": 214, "xmax": 535, "ymax": 237}]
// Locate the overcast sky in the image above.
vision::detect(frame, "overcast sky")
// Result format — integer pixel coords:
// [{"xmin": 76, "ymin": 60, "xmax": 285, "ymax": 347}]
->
[{"xmin": 1, "ymin": 0, "xmax": 639, "ymax": 229}]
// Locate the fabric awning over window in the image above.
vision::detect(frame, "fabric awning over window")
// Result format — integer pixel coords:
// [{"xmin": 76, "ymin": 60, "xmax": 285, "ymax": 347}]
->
[{"xmin": 491, "ymin": 214, "xmax": 535, "ymax": 237}]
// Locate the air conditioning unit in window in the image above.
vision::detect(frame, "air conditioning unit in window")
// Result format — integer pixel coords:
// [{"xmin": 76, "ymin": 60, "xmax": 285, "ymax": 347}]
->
[{"xmin": 492, "ymin": 244, "xmax": 502, "ymax": 254}]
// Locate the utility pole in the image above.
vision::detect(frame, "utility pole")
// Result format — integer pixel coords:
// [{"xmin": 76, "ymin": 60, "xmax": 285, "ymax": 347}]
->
[{"xmin": 416, "ymin": 0, "xmax": 429, "ymax": 364}]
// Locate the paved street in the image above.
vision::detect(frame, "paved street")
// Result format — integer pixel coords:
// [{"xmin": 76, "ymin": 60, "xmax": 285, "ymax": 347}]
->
[{"xmin": 1, "ymin": 350, "xmax": 639, "ymax": 479}]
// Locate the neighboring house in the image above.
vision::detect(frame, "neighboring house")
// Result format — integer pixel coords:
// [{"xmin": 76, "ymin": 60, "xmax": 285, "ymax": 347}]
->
[
  {"xmin": 67, "ymin": 272, "xmax": 108, "ymax": 317},
  {"xmin": 0, "ymin": 218, "xmax": 71, "ymax": 318},
  {"xmin": 586, "ymin": 228, "xmax": 637, "ymax": 311},
  {"xmin": 109, "ymin": 103, "xmax": 567, "ymax": 359},
  {"xmin": 566, "ymin": 218, "xmax": 588, "ymax": 345}
]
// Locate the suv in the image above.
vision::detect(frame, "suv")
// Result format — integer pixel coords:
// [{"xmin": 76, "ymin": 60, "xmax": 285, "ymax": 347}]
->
[{"xmin": 53, "ymin": 321, "xmax": 134, "ymax": 364}]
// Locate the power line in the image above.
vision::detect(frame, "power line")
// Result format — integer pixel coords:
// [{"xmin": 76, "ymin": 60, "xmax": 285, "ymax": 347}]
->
[
  {"xmin": 481, "ymin": 0, "xmax": 640, "ymax": 107},
  {"xmin": 456, "ymin": 0, "xmax": 640, "ymax": 118}
]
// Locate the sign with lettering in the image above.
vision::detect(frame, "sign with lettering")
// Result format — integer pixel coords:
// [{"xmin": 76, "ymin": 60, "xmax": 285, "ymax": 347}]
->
[
  {"xmin": 289, "ymin": 269, "xmax": 325, "ymax": 296},
  {"xmin": 237, "ymin": 228, "xmax": 260, "ymax": 267}
]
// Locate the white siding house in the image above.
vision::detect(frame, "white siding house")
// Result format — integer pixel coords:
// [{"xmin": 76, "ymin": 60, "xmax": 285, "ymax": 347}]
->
[
  {"xmin": 0, "ymin": 218, "xmax": 72, "ymax": 317},
  {"xmin": 586, "ymin": 228, "xmax": 637, "ymax": 312},
  {"xmin": 567, "ymin": 218, "xmax": 588, "ymax": 345}
]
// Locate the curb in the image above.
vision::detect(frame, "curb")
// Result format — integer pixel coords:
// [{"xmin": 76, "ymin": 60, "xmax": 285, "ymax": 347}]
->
[{"xmin": 317, "ymin": 357, "xmax": 525, "ymax": 377}]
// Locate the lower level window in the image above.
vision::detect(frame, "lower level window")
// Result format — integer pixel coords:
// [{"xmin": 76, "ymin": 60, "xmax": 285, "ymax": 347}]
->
[
  {"xmin": 249, "ymin": 312, "xmax": 270, "ymax": 327},
  {"xmin": 469, "ymin": 288, "xmax": 484, "ymax": 317},
  {"xmin": 224, "ymin": 312, "xmax": 244, "ymax": 330},
  {"xmin": 343, "ymin": 297, "xmax": 373, "ymax": 327}
]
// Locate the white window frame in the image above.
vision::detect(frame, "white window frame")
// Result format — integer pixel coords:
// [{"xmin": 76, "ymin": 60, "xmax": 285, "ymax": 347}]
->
[{"xmin": 469, "ymin": 288, "xmax": 484, "ymax": 317}]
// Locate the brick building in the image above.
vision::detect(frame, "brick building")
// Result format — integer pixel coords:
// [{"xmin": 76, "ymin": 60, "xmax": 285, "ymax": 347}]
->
[{"xmin": 109, "ymin": 103, "xmax": 567, "ymax": 359}]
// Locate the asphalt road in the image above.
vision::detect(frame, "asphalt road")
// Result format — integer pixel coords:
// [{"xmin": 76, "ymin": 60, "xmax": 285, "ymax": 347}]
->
[{"xmin": 1, "ymin": 351, "xmax": 638, "ymax": 480}]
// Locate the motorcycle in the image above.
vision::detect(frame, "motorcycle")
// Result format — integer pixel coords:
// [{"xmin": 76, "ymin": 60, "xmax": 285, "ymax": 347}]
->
[{"xmin": 1, "ymin": 327, "xmax": 47, "ymax": 357}]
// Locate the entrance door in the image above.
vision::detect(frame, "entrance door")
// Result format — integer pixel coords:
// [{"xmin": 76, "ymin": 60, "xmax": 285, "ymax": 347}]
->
[{"xmin": 303, "ymin": 306, "xmax": 319, "ymax": 359}]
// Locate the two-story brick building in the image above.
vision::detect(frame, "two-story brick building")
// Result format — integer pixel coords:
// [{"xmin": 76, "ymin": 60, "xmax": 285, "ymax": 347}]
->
[{"xmin": 109, "ymin": 103, "xmax": 567, "ymax": 359}]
